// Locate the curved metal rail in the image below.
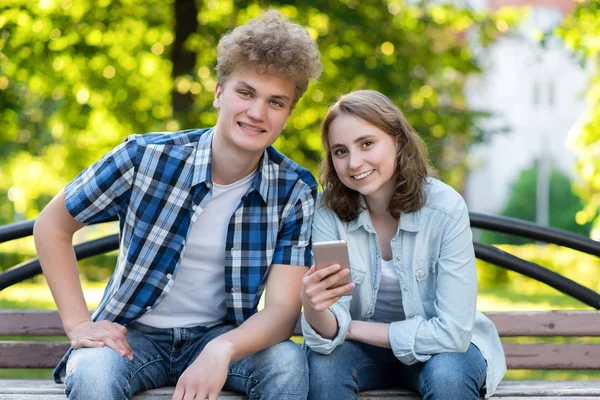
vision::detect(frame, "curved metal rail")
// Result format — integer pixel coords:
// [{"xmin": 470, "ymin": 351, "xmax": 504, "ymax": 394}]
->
[
  {"xmin": 0, "ymin": 235, "xmax": 119, "ymax": 291},
  {"xmin": 1, "ymin": 213, "xmax": 598, "ymax": 308}
]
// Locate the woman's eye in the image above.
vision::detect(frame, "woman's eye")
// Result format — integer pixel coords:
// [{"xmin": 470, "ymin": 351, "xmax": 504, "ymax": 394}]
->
[
  {"xmin": 362, "ymin": 141, "xmax": 374, "ymax": 148},
  {"xmin": 333, "ymin": 149, "xmax": 346, "ymax": 156}
]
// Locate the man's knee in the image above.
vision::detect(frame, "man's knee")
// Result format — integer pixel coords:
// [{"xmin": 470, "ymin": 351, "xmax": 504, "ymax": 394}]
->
[{"xmin": 65, "ymin": 347, "xmax": 131, "ymax": 400}]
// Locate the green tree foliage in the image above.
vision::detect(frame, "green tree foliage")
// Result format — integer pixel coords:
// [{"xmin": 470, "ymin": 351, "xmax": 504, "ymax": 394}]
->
[
  {"xmin": 555, "ymin": 0, "xmax": 600, "ymax": 239},
  {"xmin": 483, "ymin": 164, "xmax": 592, "ymax": 246},
  {"xmin": 0, "ymin": 0, "xmax": 520, "ymax": 223}
]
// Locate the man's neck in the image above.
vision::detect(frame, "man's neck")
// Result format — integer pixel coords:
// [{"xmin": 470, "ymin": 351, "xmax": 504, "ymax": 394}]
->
[{"xmin": 211, "ymin": 132, "xmax": 262, "ymax": 185}]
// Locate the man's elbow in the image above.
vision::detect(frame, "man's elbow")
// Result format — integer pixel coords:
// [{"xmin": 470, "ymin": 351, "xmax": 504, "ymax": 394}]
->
[{"xmin": 33, "ymin": 209, "xmax": 50, "ymax": 243}]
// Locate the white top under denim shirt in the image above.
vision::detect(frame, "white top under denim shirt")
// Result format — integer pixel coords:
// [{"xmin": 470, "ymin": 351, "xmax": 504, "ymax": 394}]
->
[{"xmin": 302, "ymin": 178, "xmax": 506, "ymax": 398}]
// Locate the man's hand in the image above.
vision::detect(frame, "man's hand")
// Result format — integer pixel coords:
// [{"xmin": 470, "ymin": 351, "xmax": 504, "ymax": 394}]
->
[
  {"xmin": 67, "ymin": 320, "xmax": 133, "ymax": 361},
  {"xmin": 172, "ymin": 338, "xmax": 233, "ymax": 400},
  {"xmin": 301, "ymin": 264, "xmax": 354, "ymax": 312}
]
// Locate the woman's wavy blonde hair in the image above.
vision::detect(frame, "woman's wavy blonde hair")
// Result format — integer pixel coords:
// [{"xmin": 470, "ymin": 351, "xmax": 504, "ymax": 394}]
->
[{"xmin": 320, "ymin": 90, "xmax": 436, "ymax": 222}]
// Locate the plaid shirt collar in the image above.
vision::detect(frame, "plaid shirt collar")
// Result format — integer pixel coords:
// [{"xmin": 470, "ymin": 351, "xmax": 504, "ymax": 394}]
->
[{"xmin": 191, "ymin": 127, "xmax": 270, "ymax": 202}]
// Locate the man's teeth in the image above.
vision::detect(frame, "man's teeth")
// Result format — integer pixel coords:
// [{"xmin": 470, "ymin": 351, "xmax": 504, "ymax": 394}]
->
[
  {"xmin": 240, "ymin": 123, "xmax": 263, "ymax": 132},
  {"xmin": 353, "ymin": 170, "xmax": 374, "ymax": 180}
]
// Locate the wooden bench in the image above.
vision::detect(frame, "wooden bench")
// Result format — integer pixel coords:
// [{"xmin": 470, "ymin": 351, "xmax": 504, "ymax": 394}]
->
[{"xmin": 1, "ymin": 309, "xmax": 599, "ymax": 399}]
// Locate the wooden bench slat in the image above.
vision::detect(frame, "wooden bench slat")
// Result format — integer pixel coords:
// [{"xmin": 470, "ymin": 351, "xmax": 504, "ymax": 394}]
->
[
  {"xmin": 4, "ymin": 310, "xmax": 599, "ymax": 337},
  {"xmin": 1, "ymin": 380, "xmax": 600, "ymax": 398},
  {"xmin": 503, "ymin": 343, "xmax": 600, "ymax": 369},
  {"xmin": 486, "ymin": 311, "xmax": 600, "ymax": 337},
  {"xmin": 2, "ymin": 341, "xmax": 600, "ymax": 370},
  {"xmin": 0, "ymin": 342, "xmax": 69, "ymax": 368},
  {"xmin": 0, "ymin": 310, "xmax": 65, "ymax": 336}
]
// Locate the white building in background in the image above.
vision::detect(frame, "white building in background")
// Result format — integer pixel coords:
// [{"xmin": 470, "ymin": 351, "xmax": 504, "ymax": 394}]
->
[{"xmin": 463, "ymin": 0, "xmax": 591, "ymax": 219}]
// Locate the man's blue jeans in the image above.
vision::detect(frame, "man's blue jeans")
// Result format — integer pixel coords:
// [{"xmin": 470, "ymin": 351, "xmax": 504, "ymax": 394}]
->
[
  {"xmin": 307, "ymin": 341, "xmax": 486, "ymax": 400},
  {"xmin": 64, "ymin": 321, "xmax": 308, "ymax": 400}
]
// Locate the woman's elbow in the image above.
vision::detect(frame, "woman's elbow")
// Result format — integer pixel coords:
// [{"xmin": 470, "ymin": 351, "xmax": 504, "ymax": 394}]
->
[{"xmin": 449, "ymin": 326, "xmax": 473, "ymax": 353}]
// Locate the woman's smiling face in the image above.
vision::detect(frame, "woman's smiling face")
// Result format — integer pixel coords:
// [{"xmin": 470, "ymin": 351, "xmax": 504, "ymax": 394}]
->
[{"xmin": 328, "ymin": 114, "xmax": 398, "ymax": 203}]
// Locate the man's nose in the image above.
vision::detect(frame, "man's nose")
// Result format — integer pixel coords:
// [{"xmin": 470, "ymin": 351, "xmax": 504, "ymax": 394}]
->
[{"xmin": 246, "ymin": 100, "xmax": 267, "ymax": 121}]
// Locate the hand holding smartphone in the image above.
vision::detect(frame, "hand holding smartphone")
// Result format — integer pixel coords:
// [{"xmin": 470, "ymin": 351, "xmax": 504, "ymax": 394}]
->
[{"xmin": 313, "ymin": 240, "xmax": 353, "ymax": 296}]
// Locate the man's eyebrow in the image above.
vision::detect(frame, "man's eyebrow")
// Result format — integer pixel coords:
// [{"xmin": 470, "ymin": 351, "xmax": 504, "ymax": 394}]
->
[
  {"xmin": 236, "ymin": 81, "xmax": 291, "ymax": 102},
  {"xmin": 235, "ymin": 81, "xmax": 256, "ymax": 92}
]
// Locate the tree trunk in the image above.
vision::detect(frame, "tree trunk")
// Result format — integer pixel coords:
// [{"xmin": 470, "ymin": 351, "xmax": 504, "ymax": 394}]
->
[{"xmin": 171, "ymin": 0, "xmax": 198, "ymax": 116}]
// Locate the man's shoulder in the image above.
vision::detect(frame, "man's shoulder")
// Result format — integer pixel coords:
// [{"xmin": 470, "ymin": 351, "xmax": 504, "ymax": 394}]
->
[
  {"xmin": 128, "ymin": 128, "xmax": 211, "ymax": 147},
  {"xmin": 265, "ymin": 146, "xmax": 317, "ymax": 190}
]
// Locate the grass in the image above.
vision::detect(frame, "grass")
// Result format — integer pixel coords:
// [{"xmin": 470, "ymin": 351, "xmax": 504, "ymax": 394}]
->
[{"xmin": 1, "ymin": 280, "xmax": 599, "ymax": 381}]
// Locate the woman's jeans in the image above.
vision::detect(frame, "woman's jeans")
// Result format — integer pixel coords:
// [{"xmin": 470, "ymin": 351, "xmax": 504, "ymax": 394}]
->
[
  {"xmin": 307, "ymin": 341, "xmax": 486, "ymax": 400},
  {"xmin": 64, "ymin": 321, "xmax": 308, "ymax": 400}
]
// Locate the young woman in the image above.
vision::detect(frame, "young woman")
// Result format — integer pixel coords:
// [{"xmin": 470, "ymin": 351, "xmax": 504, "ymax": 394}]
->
[{"xmin": 301, "ymin": 90, "xmax": 506, "ymax": 399}]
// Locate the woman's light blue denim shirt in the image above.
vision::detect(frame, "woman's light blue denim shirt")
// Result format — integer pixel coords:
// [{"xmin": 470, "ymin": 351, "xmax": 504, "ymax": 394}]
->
[{"xmin": 302, "ymin": 178, "xmax": 506, "ymax": 397}]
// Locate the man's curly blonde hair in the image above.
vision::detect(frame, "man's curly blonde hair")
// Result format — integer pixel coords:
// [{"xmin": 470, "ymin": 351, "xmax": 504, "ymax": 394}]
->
[{"xmin": 217, "ymin": 10, "xmax": 322, "ymax": 107}]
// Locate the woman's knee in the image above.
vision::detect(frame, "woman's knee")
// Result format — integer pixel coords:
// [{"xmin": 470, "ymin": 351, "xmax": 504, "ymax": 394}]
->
[
  {"xmin": 240, "ymin": 341, "xmax": 308, "ymax": 398},
  {"xmin": 419, "ymin": 347, "xmax": 485, "ymax": 400}
]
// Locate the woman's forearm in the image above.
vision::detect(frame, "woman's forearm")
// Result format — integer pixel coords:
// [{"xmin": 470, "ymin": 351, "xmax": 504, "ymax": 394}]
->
[
  {"xmin": 303, "ymin": 306, "xmax": 339, "ymax": 339},
  {"xmin": 347, "ymin": 320, "xmax": 391, "ymax": 348}
]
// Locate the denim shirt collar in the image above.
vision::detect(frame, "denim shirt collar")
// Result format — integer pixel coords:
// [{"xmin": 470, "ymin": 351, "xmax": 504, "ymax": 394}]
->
[
  {"xmin": 190, "ymin": 127, "xmax": 270, "ymax": 203},
  {"xmin": 347, "ymin": 195, "xmax": 420, "ymax": 233}
]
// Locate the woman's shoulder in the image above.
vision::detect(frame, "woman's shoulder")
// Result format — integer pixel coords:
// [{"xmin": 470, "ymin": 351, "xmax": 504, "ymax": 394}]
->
[
  {"xmin": 422, "ymin": 178, "xmax": 467, "ymax": 215},
  {"xmin": 315, "ymin": 191, "xmax": 341, "ymax": 220}
]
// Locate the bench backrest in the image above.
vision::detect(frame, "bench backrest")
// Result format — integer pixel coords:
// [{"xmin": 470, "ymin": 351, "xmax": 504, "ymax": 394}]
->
[{"xmin": 1, "ymin": 310, "xmax": 599, "ymax": 369}]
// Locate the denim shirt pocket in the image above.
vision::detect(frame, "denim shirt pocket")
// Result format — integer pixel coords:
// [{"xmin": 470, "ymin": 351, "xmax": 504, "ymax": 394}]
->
[
  {"xmin": 349, "ymin": 262, "xmax": 366, "ymax": 285},
  {"xmin": 415, "ymin": 256, "xmax": 437, "ymax": 300}
]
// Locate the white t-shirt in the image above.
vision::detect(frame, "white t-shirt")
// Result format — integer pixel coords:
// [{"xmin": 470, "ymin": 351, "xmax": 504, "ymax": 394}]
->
[
  {"xmin": 137, "ymin": 170, "xmax": 256, "ymax": 328},
  {"xmin": 371, "ymin": 258, "xmax": 406, "ymax": 323}
]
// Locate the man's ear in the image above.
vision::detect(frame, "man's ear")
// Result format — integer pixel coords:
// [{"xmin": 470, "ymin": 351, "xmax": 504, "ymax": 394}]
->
[{"xmin": 213, "ymin": 84, "xmax": 222, "ymax": 108}]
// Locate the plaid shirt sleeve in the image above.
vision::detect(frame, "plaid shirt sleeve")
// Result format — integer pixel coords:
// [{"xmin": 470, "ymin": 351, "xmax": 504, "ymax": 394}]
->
[
  {"xmin": 64, "ymin": 136, "xmax": 139, "ymax": 224},
  {"xmin": 272, "ymin": 182, "xmax": 316, "ymax": 268}
]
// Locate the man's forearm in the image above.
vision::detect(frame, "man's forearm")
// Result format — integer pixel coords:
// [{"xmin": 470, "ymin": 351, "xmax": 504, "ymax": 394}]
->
[
  {"xmin": 34, "ymin": 201, "xmax": 90, "ymax": 334},
  {"xmin": 208, "ymin": 305, "xmax": 300, "ymax": 363}
]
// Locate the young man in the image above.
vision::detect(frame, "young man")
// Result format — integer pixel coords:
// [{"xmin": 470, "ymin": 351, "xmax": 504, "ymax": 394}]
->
[{"xmin": 33, "ymin": 11, "xmax": 322, "ymax": 400}]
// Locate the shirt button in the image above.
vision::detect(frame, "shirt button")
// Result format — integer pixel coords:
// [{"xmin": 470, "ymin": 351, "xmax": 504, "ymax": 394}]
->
[
  {"xmin": 395, "ymin": 256, "xmax": 401, "ymax": 262},
  {"xmin": 366, "ymin": 224, "xmax": 372, "ymax": 230},
  {"xmin": 146, "ymin": 306, "xmax": 152, "ymax": 310},
  {"xmin": 403, "ymin": 287, "xmax": 408, "ymax": 292},
  {"xmin": 166, "ymin": 273, "xmax": 173, "ymax": 280},
  {"xmin": 231, "ymin": 288, "xmax": 237, "ymax": 293}
]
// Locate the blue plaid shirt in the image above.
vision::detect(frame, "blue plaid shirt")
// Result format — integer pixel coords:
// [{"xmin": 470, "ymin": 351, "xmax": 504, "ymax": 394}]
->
[{"xmin": 54, "ymin": 127, "xmax": 317, "ymax": 382}]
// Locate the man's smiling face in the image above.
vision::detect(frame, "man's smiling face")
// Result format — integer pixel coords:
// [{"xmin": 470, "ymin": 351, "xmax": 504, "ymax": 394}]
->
[{"xmin": 213, "ymin": 66, "xmax": 296, "ymax": 157}]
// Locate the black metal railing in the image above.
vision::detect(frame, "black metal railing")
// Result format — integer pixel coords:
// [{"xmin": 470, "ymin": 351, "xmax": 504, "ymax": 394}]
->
[{"xmin": 1, "ymin": 213, "xmax": 599, "ymax": 308}]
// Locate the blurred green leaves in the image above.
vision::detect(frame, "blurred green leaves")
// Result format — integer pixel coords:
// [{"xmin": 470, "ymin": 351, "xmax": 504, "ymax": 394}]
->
[
  {"xmin": 556, "ymin": 0, "xmax": 600, "ymax": 240},
  {"xmin": 0, "ymin": 0, "xmax": 520, "ymax": 222}
]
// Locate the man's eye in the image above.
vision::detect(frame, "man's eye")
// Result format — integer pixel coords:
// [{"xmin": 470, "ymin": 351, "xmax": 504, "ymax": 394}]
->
[
  {"xmin": 239, "ymin": 91, "xmax": 251, "ymax": 97},
  {"xmin": 270, "ymin": 100, "xmax": 284, "ymax": 108}
]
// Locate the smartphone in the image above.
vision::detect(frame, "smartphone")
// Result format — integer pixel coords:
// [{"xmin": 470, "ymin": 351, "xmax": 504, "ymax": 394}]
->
[{"xmin": 313, "ymin": 240, "xmax": 353, "ymax": 296}]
